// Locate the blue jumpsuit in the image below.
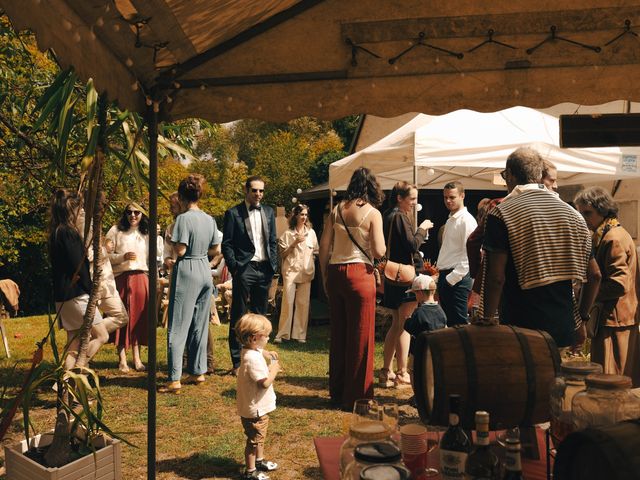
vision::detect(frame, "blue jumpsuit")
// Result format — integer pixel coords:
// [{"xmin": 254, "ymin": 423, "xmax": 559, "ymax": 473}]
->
[{"xmin": 167, "ymin": 209, "xmax": 221, "ymax": 381}]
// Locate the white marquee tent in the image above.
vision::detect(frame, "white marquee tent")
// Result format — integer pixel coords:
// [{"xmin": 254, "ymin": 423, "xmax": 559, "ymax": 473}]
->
[{"xmin": 328, "ymin": 105, "xmax": 640, "ymax": 191}]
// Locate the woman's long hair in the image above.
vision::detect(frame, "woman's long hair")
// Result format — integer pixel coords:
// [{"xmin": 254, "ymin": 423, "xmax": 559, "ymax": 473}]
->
[
  {"xmin": 48, "ymin": 188, "xmax": 81, "ymax": 254},
  {"xmin": 345, "ymin": 167, "xmax": 384, "ymax": 208},
  {"xmin": 288, "ymin": 204, "xmax": 309, "ymax": 230},
  {"xmin": 117, "ymin": 202, "xmax": 149, "ymax": 234}
]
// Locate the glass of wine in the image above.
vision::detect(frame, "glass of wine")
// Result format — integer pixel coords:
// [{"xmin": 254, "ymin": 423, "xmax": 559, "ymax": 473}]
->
[
  {"xmin": 424, "ymin": 426, "xmax": 445, "ymax": 477},
  {"xmin": 381, "ymin": 402, "xmax": 400, "ymax": 443},
  {"xmin": 351, "ymin": 399, "xmax": 380, "ymax": 427}
]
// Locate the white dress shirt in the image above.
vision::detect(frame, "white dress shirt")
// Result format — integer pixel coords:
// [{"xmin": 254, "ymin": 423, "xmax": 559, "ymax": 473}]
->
[
  {"xmin": 246, "ymin": 201, "xmax": 267, "ymax": 262},
  {"xmin": 437, "ymin": 206, "xmax": 477, "ymax": 285}
]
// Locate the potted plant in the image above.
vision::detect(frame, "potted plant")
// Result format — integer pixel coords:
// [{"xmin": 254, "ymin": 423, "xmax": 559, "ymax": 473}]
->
[{"xmin": 0, "ymin": 72, "xmax": 135, "ymax": 479}]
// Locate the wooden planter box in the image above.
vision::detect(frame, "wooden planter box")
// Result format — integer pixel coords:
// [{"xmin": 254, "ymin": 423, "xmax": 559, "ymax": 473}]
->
[{"xmin": 4, "ymin": 432, "xmax": 122, "ymax": 480}]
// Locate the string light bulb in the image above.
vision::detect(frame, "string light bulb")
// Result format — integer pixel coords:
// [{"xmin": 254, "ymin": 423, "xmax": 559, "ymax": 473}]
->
[
  {"xmin": 200, "ymin": 85, "xmax": 206, "ymax": 91},
  {"xmin": 296, "ymin": 188, "xmax": 302, "ymax": 194},
  {"xmin": 153, "ymin": 101, "xmax": 160, "ymax": 113},
  {"xmin": 63, "ymin": 20, "xmax": 72, "ymax": 31},
  {"xmin": 416, "ymin": 203, "xmax": 423, "ymax": 212},
  {"xmin": 173, "ymin": 82, "xmax": 181, "ymax": 89},
  {"xmin": 426, "ymin": 168, "xmax": 435, "ymax": 176},
  {"xmin": 96, "ymin": 17, "xmax": 104, "ymax": 27},
  {"xmin": 166, "ymin": 95, "xmax": 172, "ymax": 104},
  {"xmin": 145, "ymin": 97, "xmax": 152, "ymax": 106},
  {"xmin": 131, "ymin": 82, "xmax": 139, "ymax": 91},
  {"xmin": 291, "ymin": 197, "xmax": 298, "ymax": 204},
  {"xmin": 125, "ymin": 58, "xmax": 134, "ymax": 67}
]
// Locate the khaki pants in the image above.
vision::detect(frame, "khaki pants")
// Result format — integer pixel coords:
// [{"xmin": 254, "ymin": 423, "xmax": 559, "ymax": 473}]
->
[{"xmin": 276, "ymin": 279, "xmax": 311, "ymax": 341}]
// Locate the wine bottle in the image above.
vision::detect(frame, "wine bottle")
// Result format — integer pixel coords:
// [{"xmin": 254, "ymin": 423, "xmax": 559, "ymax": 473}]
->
[
  {"xmin": 502, "ymin": 430, "xmax": 524, "ymax": 480},
  {"xmin": 439, "ymin": 394, "xmax": 471, "ymax": 480},
  {"xmin": 464, "ymin": 411, "xmax": 500, "ymax": 480}
]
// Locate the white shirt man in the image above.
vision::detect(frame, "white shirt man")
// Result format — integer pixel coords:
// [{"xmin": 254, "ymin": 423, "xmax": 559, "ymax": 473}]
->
[{"xmin": 436, "ymin": 181, "xmax": 477, "ymax": 326}]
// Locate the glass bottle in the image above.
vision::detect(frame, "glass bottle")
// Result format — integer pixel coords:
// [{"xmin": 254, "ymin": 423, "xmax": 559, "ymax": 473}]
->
[
  {"xmin": 339, "ymin": 420, "xmax": 391, "ymax": 474},
  {"xmin": 359, "ymin": 464, "xmax": 412, "ymax": 479},
  {"xmin": 549, "ymin": 361, "xmax": 602, "ymax": 445},
  {"xmin": 572, "ymin": 373, "xmax": 640, "ymax": 431},
  {"xmin": 440, "ymin": 394, "xmax": 471, "ymax": 480},
  {"xmin": 464, "ymin": 411, "xmax": 500, "ymax": 480},
  {"xmin": 502, "ymin": 429, "xmax": 523, "ymax": 480},
  {"xmin": 342, "ymin": 441, "xmax": 403, "ymax": 480}
]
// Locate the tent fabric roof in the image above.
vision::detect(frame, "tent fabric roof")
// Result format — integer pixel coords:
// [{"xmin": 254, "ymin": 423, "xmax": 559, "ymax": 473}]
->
[
  {"xmin": 4, "ymin": 1, "xmax": 640, "ymax": 123},
  {"xmin": 328, "ymin": 106, "xmax": 640, "ymax": 191}
]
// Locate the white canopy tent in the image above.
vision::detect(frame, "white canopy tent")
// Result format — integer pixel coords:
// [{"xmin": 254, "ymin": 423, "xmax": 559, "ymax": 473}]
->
[{"xmin": 328, "ymin": 105, "xmax": 640, "ymax": 191}]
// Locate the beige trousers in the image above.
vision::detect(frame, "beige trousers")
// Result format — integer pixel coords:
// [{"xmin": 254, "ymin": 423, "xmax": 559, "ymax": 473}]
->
[
  {"xmin": 99, "ymin": 282, "xmax": 129, "ymax": 334},
  {"xmin": 276, "ymin": 279, "xmax": 311, "ymax": 341}
]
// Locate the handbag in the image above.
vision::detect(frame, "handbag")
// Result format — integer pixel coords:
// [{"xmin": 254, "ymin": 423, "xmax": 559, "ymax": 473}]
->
[
  {"xmin": 585, "ymin": 302, "xmax": 603, "ymax": 339},
  {"xmin": 380, "ymin": 212, "xmax": 416, "ymax": 287},
  {"xmin": 337, "ymin": 205, "xmax": 381, "ymax": 287}
]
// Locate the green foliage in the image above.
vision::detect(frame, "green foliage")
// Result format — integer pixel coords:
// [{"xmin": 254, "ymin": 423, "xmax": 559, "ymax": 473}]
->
[{"xmin": 309, "ymin": 149, "xmax": 348, "ymax": 185}]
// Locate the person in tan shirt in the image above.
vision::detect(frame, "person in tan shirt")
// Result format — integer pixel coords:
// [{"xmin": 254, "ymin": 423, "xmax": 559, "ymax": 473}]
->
[{"xmin": 575, "ymin": 186, "xmax": 640, "ymax": 386}]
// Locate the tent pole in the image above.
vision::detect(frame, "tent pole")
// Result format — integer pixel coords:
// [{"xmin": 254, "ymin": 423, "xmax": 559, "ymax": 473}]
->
[
  {"xmin": 146, "ymin": 103, "xmax": 158, "ymax": 480},
  {"xmin": 329, "ymin": 188, "xmax": 333, "ymax": 212}
]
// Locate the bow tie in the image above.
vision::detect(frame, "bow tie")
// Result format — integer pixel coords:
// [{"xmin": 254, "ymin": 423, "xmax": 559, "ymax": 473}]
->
[{"xmin": 249, "ymin": 205, "xmax": 261, "ymax": 211}]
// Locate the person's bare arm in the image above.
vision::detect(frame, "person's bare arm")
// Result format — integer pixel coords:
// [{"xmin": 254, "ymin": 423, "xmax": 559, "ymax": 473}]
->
[
  {"xmin": 482, "ymin": 250, "xmax": 507, "ymax": 319},
  {"xmin": 368, "ymin": 208, "xmax": 386, "ymax": 259}
]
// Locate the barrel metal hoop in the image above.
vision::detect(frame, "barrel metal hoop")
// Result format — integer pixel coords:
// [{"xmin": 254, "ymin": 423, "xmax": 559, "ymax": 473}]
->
[
  {"xmin": 509, "ymin": 325, "xmax": 537, "ymax": 426},
  {"xmin": 538, "ymin": 328, "xmax": 562, "ymax": 375},
  {"xmin": 455, "ymin": 326, "xmax": 477, "ymax": 426}
]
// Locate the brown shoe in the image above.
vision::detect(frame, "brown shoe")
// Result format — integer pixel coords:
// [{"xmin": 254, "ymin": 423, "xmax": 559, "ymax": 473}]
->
[
  {"xmin": 158, "ymin": 381, "xmax": 181, "ymax": 394},
  {"xmin": 184, "ymin": 374, "xmax": 206, "ymax": 385}
]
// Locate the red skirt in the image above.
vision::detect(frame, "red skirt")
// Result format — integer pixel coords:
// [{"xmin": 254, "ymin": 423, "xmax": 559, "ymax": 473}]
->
[{"xmin": 114, "ymin": 271, "xmax": 149, "ymax": 348}]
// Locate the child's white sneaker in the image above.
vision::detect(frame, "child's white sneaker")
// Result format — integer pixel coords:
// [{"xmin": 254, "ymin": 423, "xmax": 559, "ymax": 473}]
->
[
  {"xmin": 256, "ymin": 459, "xmax": 278, "ymax": 471},
  {"xmin": 242, "ymin": 470, "xmax": 269, "ymax": 480}
]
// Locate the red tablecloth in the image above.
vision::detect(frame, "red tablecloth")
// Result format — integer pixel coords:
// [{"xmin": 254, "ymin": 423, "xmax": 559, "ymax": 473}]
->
[{"xmin": 314, "ymin": 429, "xmax": 550, "ymax": 480}]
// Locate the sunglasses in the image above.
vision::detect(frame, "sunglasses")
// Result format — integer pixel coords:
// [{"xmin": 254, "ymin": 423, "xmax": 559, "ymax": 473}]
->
[
  {"xmin": 500, "ymin": 169, "xmax": 507, "ymax": 180},
  {"xmin": 127, "ymin": 210, "xmax": 141, "ymax": 217},
  {"xmin": 251, "ymin": 188, "xmax": 264, "ymax": 193}
]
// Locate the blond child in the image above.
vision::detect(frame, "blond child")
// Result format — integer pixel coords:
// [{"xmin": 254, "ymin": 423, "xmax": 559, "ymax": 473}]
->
[
  {"xmin": 235, "ymin": 313, "xmax": 282, "ymax": 480},
  {"xmin": 404, "ymin": 275, "xmax": 447, "ymax": 356}
]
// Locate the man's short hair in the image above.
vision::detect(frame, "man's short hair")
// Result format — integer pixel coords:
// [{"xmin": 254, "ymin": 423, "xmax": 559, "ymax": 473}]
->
[
  {"xmin": 245, "ymin": 175, "xmax": 265, "ymax": 190},
  {"xmin": 506, "ymin": 147, "xmax": 543, "ymax": 185},
  {"xmin": 444, "ymin": 181, "xmax": 464, "ymax": 194}
]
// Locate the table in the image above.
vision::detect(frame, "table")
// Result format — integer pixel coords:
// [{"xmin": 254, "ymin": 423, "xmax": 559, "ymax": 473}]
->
[{"xmin": 314, "ymin": 429, "xmax": 550, "ymax": 480}]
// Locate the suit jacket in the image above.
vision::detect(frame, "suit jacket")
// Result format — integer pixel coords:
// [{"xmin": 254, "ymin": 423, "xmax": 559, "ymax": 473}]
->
[
  {"xmin": 594, "ymin": 225, "xmax": 640, "ymax": 327},
  {"xmin": 222, "ymin": 202, "xmax": 278, "ymax": 275}
]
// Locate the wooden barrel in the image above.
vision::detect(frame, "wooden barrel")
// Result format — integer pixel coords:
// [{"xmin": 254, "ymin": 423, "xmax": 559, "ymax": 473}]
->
[
  {"xmin": 554, "ymin": 420, "xmax": 640, "ymax": 480},
  {"xmin": 413, "ymin": 324, "xmax": 561, "ymax": 430}
]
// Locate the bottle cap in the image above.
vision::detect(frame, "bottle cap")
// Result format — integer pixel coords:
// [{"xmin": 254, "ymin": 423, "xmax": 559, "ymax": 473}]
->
[
  {"xmin": 354, "ymin": 442, "xmax": 401, "ymax": 463},
  {"xmin": 475, "ymin": 411, "xmax": 489, "ymax": 424}
]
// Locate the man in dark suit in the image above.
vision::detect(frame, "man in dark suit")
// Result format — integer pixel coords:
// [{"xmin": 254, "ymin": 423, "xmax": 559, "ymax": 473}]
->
[{"xmin": 222, "ymin": 175, "xmax": 278, "ymax": 373}]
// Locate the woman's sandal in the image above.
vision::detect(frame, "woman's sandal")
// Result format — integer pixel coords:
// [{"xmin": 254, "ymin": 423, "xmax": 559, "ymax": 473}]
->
[
  {"xmin": 184, "ymin": 374, "xmax": 206, "ymax": 385},
  {"xmin": 395, "ymin": 370, "xmax": 412, "ymax": 389},
  {"xmin": 378, "ymin": 368, "xmax": 396, "ymax": 388},
  {"xmin": 158, "ymin": 381, "xmax": 182, "ymax": 394}
]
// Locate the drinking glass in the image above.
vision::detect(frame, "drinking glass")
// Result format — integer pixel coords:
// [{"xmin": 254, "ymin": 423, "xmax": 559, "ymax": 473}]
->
[
  {"xmin": 381, "ymin": 402, "xmax": 400, "ymax": 442},
  {"xmin": 424, "ymin": 426, "xmax": 445, "ymax": 477},
  {"xmin": 352, "ymin": 399, "xmax": 380, "ymax": 427}
]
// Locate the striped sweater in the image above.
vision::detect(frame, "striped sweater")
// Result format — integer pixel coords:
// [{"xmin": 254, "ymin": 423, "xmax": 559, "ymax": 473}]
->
[{"xmin": 490, "ymin": 187, "xmax": 591, "ymax": 290}]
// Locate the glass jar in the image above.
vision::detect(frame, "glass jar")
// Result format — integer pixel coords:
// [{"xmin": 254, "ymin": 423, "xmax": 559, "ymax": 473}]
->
[
  {"xmin": 572, "ymin": 373, "xmax": 640, "ymax": 431},
  {"xmin": 342, "ymin": 442, "xmax": 403, "ymax": 480},
  {"xmin": 359, "ymin": 464, "xmax": 411, "ymax": 480},
  {"xmin": 339, "ymin": 420, "xmax": 392, "ymax": 475},
  {"xmin": 549, "ymin": 361, "xmax": 602, "ymax": 444}
]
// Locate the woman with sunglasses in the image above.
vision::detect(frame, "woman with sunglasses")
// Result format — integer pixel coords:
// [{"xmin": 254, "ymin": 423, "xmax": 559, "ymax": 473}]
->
[
  {"xmin": 106, "ymin": 202, "xmax": 150, "ymax": 373},
  {"xmin": 274, "ymin": 204, "xmax": 318, "ymax": 344}
]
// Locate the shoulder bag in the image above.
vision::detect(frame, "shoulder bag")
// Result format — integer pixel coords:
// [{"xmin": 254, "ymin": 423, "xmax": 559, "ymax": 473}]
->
[
  {"xmin": 380, "ymin": 212, "xmax": 416, "ymax": 287},
  {"xmin": 337, "ymin": 204, "xmax": 381, "ymax": 286}
]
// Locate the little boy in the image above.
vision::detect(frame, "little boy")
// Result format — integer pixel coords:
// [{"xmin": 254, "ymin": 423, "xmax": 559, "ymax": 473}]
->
[
  {"xmin": 235, "ymin": 313, "xmax": 282, "ymax": 480},
  {"xmin": 404, "ymin": 274, "xmax": 447, "ymax": 356}
]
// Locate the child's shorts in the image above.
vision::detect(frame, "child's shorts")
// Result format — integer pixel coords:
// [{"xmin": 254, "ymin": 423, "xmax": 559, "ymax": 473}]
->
[{"xmin": 241, "ymin": 414, "xmax": 270, "ymax": 446}]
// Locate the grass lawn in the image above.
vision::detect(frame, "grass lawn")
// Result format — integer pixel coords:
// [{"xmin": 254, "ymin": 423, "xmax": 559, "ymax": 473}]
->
[{"xmin": 0, "ymin": 315, "xmax": 415, "ymax": 479}]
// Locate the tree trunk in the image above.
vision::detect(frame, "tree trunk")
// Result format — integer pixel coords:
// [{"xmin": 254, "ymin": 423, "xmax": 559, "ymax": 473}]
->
[{"xmin": 44, "ymin": 94, "xmax": 108, "ymax": 468}]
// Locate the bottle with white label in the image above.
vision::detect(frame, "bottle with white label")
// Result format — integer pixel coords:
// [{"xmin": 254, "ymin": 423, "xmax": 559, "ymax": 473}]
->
[{"xmin": 439, "ymin": 394, "xmax": 471, "ymax": 480}]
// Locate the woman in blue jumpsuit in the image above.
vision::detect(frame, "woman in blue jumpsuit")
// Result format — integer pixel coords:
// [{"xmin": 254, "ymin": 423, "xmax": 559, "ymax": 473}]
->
[{"xmin": 160, "ymin": 174, "xmax": 221, "ymax": 393}]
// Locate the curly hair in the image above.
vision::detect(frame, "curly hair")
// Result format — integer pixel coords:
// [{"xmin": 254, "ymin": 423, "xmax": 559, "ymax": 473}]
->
[
  {"xmin": 178, "ymin": 173, "xmax": 205, "ymax": 203},
  {"xmin": 345, "ymin": 167, "xmax": 384, "ymax": 208},
  {"xmin": 117, "ymin": 202, "xmax": 149, "ymax": 234},
  {"xmin": 574, "ymin": 186, "xmax": 619, "ymax": 218}
]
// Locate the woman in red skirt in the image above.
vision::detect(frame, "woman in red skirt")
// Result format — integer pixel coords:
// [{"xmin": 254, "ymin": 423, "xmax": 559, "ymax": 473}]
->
[{"xmin": 106, "ymin": 202, "xmax": 149, "ymax": 372}]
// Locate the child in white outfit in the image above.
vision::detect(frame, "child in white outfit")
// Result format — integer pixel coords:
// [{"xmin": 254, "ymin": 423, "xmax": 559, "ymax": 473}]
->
[{"xmin": 236, "ymin": 313, "xmax": 282, "ymax": 480}]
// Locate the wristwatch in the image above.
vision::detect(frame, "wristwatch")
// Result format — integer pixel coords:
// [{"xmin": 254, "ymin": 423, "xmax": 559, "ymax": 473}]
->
[{"xmin": 580, "ymin": 313, "xmax": 591, "ymax": 322}]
